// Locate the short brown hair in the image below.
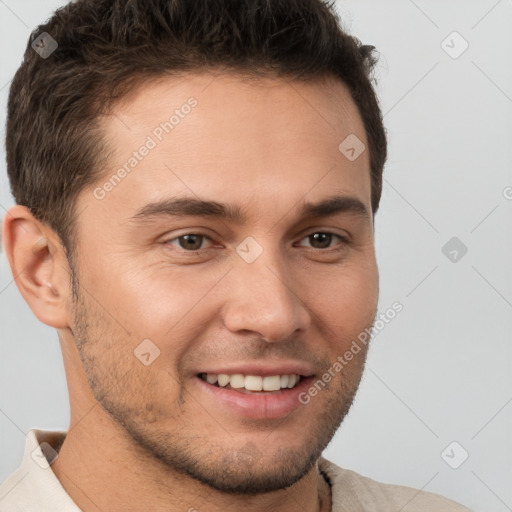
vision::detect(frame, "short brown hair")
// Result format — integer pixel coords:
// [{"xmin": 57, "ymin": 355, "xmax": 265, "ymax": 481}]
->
[{"xmin": 6, "ymin": 0, "xmax": 387, "ymax": 260}]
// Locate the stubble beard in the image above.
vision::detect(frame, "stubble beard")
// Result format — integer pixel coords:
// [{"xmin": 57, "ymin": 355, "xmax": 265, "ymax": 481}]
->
[{"xmin": 68, "ymin": 265, "xmax": 368, "ymax": 495}]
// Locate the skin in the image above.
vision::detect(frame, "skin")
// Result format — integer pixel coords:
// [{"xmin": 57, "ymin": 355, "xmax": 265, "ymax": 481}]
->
[{"xmin": 3, "ymin": 71, "xmax": 379, "ymax": 512}]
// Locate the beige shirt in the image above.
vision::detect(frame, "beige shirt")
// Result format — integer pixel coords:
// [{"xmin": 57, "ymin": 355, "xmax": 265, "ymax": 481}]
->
[{"xmin": 0, "ymin": 429, "xmax": 473, "ymax": 511}]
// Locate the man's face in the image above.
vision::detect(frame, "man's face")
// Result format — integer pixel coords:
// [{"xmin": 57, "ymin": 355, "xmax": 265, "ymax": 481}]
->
[{"xmin": 68, "ymin": 72, "xmax": 378, "ymax": 494}]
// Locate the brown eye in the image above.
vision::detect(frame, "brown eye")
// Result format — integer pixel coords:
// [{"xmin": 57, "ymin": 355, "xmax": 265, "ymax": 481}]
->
[
  {"xmin": 177, "ymin": 234, "xmax": 204, "ymax": 250},
  {"xmin": 298, "ymin": 232, "xmax": 346, "ymax": 250},
  {"xmin": 167, "ymin": 233, "xmax": 213, "ymax": 251},
  {"xmin": 308, "ymin": 233, "xmax": 333, "ymax": 249}
]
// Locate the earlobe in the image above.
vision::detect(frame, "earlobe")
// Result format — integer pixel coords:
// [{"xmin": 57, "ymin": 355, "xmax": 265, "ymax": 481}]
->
[{"xmin": 2, "ymin": 205, "xmax": 71, "ymax": 329}]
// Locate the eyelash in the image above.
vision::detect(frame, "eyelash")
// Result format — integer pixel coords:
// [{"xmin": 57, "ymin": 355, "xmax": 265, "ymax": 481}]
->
[{"xmin": 164, "ymin": 231, "xmax": 349, "ymax": 254}]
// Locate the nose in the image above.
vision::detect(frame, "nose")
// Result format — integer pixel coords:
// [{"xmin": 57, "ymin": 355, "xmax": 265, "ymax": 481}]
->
[{"xmin": 221, "ymin": 247, "xmax": 311, "ymax": 343}]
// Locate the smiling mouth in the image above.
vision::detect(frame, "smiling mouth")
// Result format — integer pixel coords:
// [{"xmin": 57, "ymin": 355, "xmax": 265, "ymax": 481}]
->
[{"xmin": 198, "ymin": 372, "xmax": 303, "ymax": 394}]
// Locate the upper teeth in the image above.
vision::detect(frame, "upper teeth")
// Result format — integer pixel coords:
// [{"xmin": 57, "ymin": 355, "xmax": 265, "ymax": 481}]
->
[{"xmin": 202, "ymin": 373, "xmax": 301, "ymax": 391}]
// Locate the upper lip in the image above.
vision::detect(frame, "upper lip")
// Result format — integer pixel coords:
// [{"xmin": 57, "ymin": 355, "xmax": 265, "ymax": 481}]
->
[{"xmin": 197, "ymin": 362, "xmax": 316, "ymax": 378}]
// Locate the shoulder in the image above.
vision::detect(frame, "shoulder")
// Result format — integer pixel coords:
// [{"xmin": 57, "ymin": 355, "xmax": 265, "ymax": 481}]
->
[
  {"xmin": 0, "ymin": 429, "xmax": 78, "ymax": 512},
  {"xmin": 318, "ymin": 457, "xmax": 474, "ymax": 512},
  {"xmin": 0, "ymin": 466, "xmax": 30, "ymax": 512}
]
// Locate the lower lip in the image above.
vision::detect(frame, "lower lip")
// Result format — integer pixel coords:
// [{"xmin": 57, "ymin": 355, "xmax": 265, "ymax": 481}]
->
[{"xmin": 195, "ymin": 376, "xmax": 315, "ymax": 419}]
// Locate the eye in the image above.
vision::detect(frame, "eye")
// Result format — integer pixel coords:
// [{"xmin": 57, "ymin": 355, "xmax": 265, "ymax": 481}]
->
[
  {"xmin": 297, "ymin": 232, "xmax": 348, "ymax": 250},
  {"xmin": 166, "ymin": 233, "xmax": 214, "ymax": 251}
]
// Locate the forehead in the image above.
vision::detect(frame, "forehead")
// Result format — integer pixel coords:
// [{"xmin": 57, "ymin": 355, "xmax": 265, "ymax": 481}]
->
[
  {"xmin": 83, "ymin": 72, "xmax": 371, "ymax": 224},
  {"xmin": 104, "ymin": 71, "xmax": 366, "ymax": 152}
]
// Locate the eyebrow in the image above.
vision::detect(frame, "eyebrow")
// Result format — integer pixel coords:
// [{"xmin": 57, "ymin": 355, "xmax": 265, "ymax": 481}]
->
[{"xmin": 129, "ymin": 194, "xmax": 370, "ymax": 225}]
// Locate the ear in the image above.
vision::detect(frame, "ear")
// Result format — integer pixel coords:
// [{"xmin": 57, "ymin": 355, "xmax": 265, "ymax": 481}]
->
[{"xmin": 2, "ymin": 205, "xmax": 72, "ymax": 329}]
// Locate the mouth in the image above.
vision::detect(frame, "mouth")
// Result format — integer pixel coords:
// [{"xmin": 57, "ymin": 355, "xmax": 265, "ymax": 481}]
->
[
  {"xmin": 198, "ymin": 372, "xmax": 303, "ymax": 394},
  {"xmin": 194, "ymin": 362, "xmax": 317, "ymax": 419}
]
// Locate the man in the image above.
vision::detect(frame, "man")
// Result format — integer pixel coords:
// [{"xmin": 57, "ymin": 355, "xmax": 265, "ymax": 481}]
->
[{"xmin": 0, "ymin": 0, "xmax": 473, "ymax": 510}]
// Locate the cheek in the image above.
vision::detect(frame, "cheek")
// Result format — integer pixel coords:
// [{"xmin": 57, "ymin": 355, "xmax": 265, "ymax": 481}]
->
[
  {"xmin": 342, "ymin": 270, "xmax": 378, "ymax": 322},
  {"xmin": 103, "ymin": 262, "xmax": 231, "ymax": 360},
  {"xmin": 300, "ymin": 256, "xmax": 378, "ymax": 324},
  {"xmin": 94, "ymin": 259, "xmax": 191, "ymax": 320}
]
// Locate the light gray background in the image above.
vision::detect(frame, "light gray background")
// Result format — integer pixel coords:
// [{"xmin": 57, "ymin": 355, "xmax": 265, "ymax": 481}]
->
[{"xmin": 1, "ymin": 1, "xmax": 511, "ymax": 511}]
